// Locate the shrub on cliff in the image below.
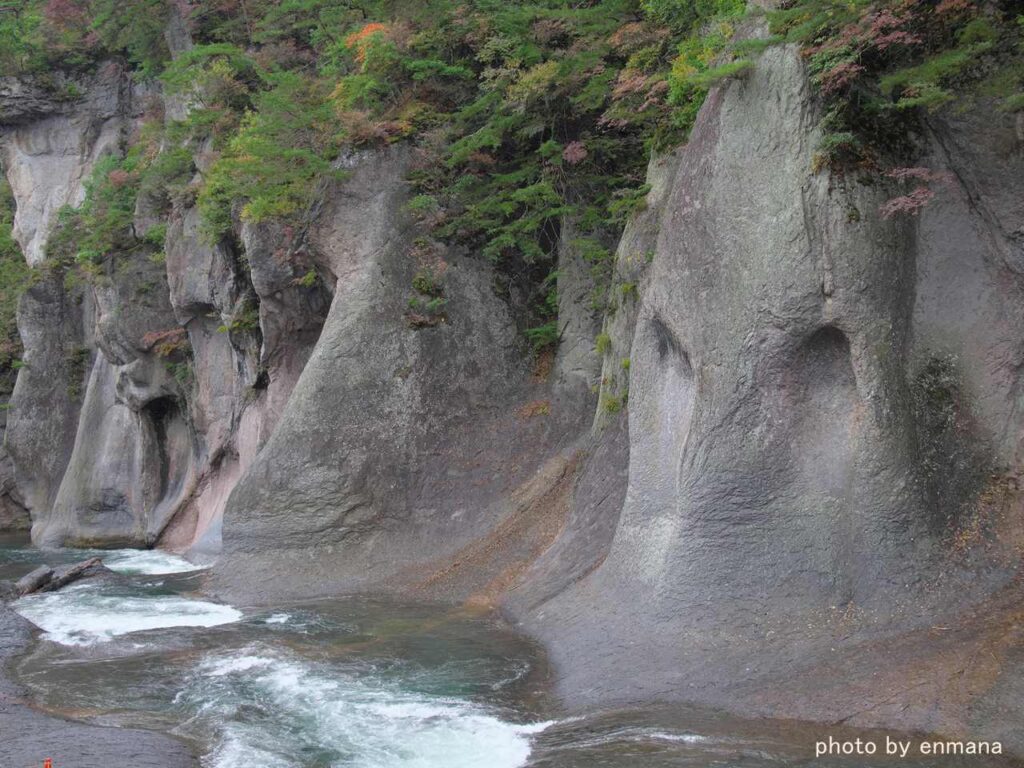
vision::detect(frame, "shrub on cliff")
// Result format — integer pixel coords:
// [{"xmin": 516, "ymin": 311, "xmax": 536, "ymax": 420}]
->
[
  {"xmin": 768, "ymin": 0, "xmax": 1024, "ymax": 170},
  {"xmin": 197, "ymin": 70, "xmax": 341, "ymax": 240},
  {"xmin": 0, "ymin": 0, "xmax": 169, "ymax": 77},
  {"xmin": 41, "ymin": 111, "xmax": 190, "ymax": 273}
]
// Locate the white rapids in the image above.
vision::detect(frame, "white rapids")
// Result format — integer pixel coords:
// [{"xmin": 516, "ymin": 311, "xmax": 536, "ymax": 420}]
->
[
  {"xmin": 100, "ymin": 548, "xmax": 207, "ymax": 575},
  {"xmin": 13, "ymin": 585, "xmax": 242, "ymax": 646},
  {"xmin": 183, "ymin": 647, "xmax": 554, "ymax": 768},
  {"xmin": 4, "ymin": 544, "xmax": 551, "ymax": 767}
]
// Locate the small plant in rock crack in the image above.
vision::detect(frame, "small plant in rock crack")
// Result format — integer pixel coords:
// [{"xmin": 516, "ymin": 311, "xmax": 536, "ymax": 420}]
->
[
  {"xmin": 524, "ymin": 321, "xmax": 559, "ymax": 352},
  {"xmin": 411, "ymin": 269, "xmax": 444, "ymax": 297},
  {"xmin": 65, "ymin": 344, "xmax": 91, "ymax": 399},
  {"xmin": 142, "ymin": 327, "xmax": 190, "ymax": 358},
  {"xmin": 167, "ymin": 359, "xmax": 194, "ymax": 389},
  {"xmin": 294, "ymin": 269, "xmax": 319, "ymax": 288},
  {"xmin": 879, "ymin": 167, "xmax": 955, "ymax": 218},
  {"xmin": 217, "ymin": 302, "xmax": 260, "ymax": 334},
  {"xmin": 408, "ymin": 295, "xmax": 448, "ymax": 312},
  {"xmin": 142, "ymin": 223, "xmax": 168, "ymax": 247},
  {"xmin": 406, "ymin": 267, "xmax": 448, "ymax": 329},
  {"xmin": 601, "ymin": 389, "xmax": 627, "ymax": 414},
  {"xmin": 523, "ymin": 270, "xmax": 559, "ymax": 355}
]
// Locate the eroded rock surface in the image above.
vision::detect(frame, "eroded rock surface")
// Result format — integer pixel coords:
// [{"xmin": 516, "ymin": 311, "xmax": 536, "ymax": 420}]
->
[
  {"xmin": 0, "ymin": 67, "xmax": 140, "ymax": 266},
  {"xmin": 0, "ymin": 56, "xmax": 330, "ymax": 549},
  {"xmin": 214, "ymin": 147, "xmax": 596, "ymax": 601},
  {"xmin": 0, "ymin": 18, "xmax": 1022, "ymax": 757},
  {"xmin": 509, "ymin": 41, "xmax": 1024, "ymax": 748}
]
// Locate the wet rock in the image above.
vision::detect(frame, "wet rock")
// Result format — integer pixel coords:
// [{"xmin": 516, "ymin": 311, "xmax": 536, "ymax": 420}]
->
[{"xmin": 17, "ymin": 557, "xmax": 118, "ymax": 595}]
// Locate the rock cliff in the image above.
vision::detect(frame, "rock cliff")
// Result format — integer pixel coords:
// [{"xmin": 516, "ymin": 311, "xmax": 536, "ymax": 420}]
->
[
  {"xmin": 2, "ymin": 21, "xmax": 1024, "ymax": 753},
  {"xmin": 511, "ymin": 42, "xmax": 1024, "ymax": 750}
]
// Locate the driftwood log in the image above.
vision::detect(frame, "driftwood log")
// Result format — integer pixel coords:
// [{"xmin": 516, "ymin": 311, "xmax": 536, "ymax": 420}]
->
[{"xmin": 15, "ymin": 558, "xmax": 105, "ymax": 596}]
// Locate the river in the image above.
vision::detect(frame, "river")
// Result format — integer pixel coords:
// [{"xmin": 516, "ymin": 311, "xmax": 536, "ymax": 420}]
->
[{"xmin": 0, "ymin": 534, "xmax": 1015, "ymax": 767}]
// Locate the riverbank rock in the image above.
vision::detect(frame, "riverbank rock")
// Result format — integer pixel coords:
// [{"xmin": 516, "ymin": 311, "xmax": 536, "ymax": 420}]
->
[
  {"xmin": 506, "ymin": 40, "xmax": 1024, "ymax": 753},
  {"xmin": 213, "ymin": 147, "xmax": 596, "ymax": 601}
]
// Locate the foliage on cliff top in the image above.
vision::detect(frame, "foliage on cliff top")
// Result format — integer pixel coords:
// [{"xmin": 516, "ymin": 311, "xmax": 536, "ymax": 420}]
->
[
  {"xmin": 7, "ymin": 0, "xmax": 1016, "ymax": 352},
  {"xmin": 766, "ymin": 0, "xmax": 1024, "ymax": 169},
  {"xmin": 2, "ymin": 1, "xmax": 745, "ymax": 238},
  {"xmin": 156, "ymin": 1, "xmax": 732, "ymax": 251},
  {"xmin": 110, "ymin": 0, "xmax": 746, "ymax": 333},
  {"xmin": 0, "ymin": 0, "xmax": 171, "ymax": 76}
]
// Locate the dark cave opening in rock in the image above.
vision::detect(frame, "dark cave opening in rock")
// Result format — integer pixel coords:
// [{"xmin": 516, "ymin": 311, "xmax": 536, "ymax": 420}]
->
[{"xmin": 142, "ymin": 396, "xmax": 180, "ymax": 503}]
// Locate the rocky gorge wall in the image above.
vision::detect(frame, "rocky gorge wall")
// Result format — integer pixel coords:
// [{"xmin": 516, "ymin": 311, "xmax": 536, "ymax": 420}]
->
[
  {"xmin": 510, "ymin": 40, "xmax": 1024, "ymax": 749},
  {"xmin": 0, "ymin": 54, "xmax": 603, "ymax": 572},
  {"xmin": 1, "ymin": 21, "xmax": 1024, "ymax": 753},
  {"xmin": 0, "ymin": 60, "xmax": 333, "ymax": 552}
]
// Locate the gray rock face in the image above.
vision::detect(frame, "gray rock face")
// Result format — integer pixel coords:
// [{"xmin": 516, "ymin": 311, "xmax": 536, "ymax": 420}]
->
[
  {"xmin": 0, "ymin": 48, "xmax": 327, "ymax": 548},
  {"xmin": 509, "ymin": 42, "xmax": 1024, "ymax": 745},
  {"xmin": 591, "ymin": 150, "xmax": 681, "ymax": 431},
  {"xmin": 914, "ymin": 109, "xmax": 1024, "ymax": 468},
  {"xmin": 0, "ymin": 64, "xmax": 164, "ymax": 544},
  {"xmin": 0, "ymin": 63, "xmax": 199, "ymax": 548},
  {"xmin": 154, "ymin": 204, "xmax": 330, "ymax": 554},
  {"xmin": 549, "ymin": 219, "xmax": 602, "ymax": 412},
  {"xmin": 0, "ymin": 76, "xmax": 67, "ymax": 125},
  {"xmin": 215, "ymin": 147, "xmax": 594, "ymax": 601},
  {"xmin": 41, "ymin": 353, "xmax": 190, "ymax": 547},
  {"xmin": 503, "ymin": 151, "xmax": 679, "ymax": 618},
  {"xmin": 6, "ymin": 273, "xmax": 87, "ymax": 523},
  {"xmin": 0, "ymin": 403, "xmax": 29, "ymax": 531},
  {"xmin": 0, "ymin": 66, "xmax": 139, "ymax": 266}
]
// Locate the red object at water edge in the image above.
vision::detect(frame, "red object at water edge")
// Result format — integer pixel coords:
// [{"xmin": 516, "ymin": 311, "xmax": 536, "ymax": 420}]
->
[{"xmin": 43, "ymin": 759, "xmax": 52, "ymax": 768}]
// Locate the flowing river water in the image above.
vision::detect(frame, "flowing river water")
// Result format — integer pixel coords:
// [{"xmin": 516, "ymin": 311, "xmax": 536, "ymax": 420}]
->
[{"xmin": 1, "ymin": 534, "xmax": 1017, "ymax": 768}]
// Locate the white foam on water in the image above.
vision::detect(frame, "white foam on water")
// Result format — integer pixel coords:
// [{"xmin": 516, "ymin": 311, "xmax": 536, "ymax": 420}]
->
[
  {"xmin": 102, "ymin": 549, "xmax": 207, "ymax": 575},
  {"xmin": 207, "ymin": 735, "xmax": 293, "ymax": 768},
  {"xmin": 541, "ymin": 724, "xmax": 709, "ymax": 752},
  {"xmin": 13, "ymin": 591, "xmax": 242, "ymax": 646},
  {"xmin": 648, "ymin": 731, "xmax": 707, "ymax": 744},
  {"xmin": 204, "ymin": 654, "xmax": 275, "ymax": 677},
  {"xmin": 185, "ymin": 648, "xmax": 553, "ymax": 768},
  {"xmin": 264, "ymin": 613, "xmax": 291, "ymax": 624}
]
